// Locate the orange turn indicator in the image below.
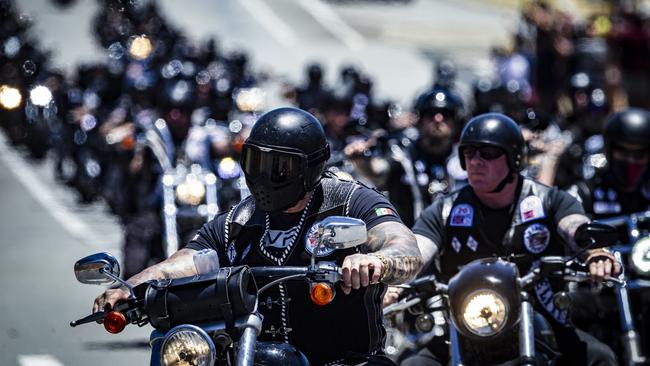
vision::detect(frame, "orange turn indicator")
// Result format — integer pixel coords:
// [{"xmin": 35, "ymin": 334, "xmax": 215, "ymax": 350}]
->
[
  {"xmin": 104, "ymin": 311, "xmax": 127, "ymax": 334},
  {"xmin": 310, "ymin": 283, "xmax": 334, "ymax": 306}
]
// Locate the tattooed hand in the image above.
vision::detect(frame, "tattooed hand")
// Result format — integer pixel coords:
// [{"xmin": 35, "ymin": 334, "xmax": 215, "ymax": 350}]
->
[
  {"xmin": 364, "ymin": 221, "xmax": 422, "ymax": 285},
  {"xmin": 341, "ymin": 253, "xmax": 384, "ymax": 294}
]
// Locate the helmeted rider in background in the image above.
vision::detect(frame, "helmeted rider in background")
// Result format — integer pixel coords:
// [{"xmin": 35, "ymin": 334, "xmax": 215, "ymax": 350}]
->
[
  {"xmin": 93, "ymin": 107, "xmax": 423, "ymax": 366},
  {"xmin": 403, "ymin": 113, "xmax": 620, "ymax": 366}
]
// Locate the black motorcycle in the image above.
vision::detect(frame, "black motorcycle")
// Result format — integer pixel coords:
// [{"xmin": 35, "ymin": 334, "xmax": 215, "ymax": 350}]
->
[
  {"xmin": 71, "ymin": 216, "xmax": 367, "ymax": 366},
  {"xmin": 384, "ymin": 222, "xmax": 621, "ymax": 365}
]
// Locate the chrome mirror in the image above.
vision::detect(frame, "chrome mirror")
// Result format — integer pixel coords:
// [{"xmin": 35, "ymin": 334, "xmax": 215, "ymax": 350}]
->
[
  {"xmin": 318, "ymin": 216, "xmax": 367, "ymax": 250},
  {"xmin": 74, "ymin": 252, "xmax": 120, "ymax": 285}
]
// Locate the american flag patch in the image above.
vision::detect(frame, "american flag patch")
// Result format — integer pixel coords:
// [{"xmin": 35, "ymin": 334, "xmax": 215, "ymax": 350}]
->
[{"xmin": 374, "ymin": 207, "xmax": 395, "ymax": 217}]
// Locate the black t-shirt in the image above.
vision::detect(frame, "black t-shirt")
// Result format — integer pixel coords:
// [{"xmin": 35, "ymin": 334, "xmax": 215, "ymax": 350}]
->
[
  {"xmin": 413, "ymin": 182, "xmax": 584, "ymax": 260},
  {"xmin": 187, "ymin": 185, "xmax": 402, "ymax": 253}
]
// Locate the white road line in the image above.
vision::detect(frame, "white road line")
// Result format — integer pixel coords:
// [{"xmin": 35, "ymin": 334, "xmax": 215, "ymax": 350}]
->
[
  {"xmin": 17, "ymin": 355, "xmax": 65, "ymax": 366},
  {"xmin": 0, "ymin": 133, "xmax": 102, "ymax": 246},
  {"xmin": 238, "ymin": 0, "xmax": 299, "ymax": 47},
  {"xmin": 297, "ymin": 0, "xmax": 364, "ymax": 50}
]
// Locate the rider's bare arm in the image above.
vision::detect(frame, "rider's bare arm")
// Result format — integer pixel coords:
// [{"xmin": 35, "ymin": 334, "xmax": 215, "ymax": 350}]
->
[
  {"xmin": 365, "ymin": 221, "xmax": 422, "ymax": 284},
  {"xmin": 128, "ymin": 248, "xmax": 198, "ymax": 286},
  {"xmin": 414, "ymin": 234, "xmax": 439, "ymax": 273},
  {"xmin": 93, "ymin": 248, "xmax": 198, "ymax": 312},
  {"xmin": 557, "ymin": 213, "xmax": 590, "ymax": 252}
]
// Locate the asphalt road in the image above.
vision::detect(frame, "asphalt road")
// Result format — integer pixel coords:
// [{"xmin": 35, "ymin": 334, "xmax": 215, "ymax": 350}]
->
[{"xmin": 2, "ymin": 0, "xmax": 518, "ymax": 364}]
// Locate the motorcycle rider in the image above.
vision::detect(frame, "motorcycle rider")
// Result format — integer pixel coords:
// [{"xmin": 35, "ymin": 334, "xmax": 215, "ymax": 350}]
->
[
  {"xmin": 568, "ymin": 107, "xmax": 650, "ymax": 355},
  {"xmin": 570, "ymin": 107, "xmax": 650, "ymax": 219},
  {"xmin": 93, "ymin": 107, "xmax": 423, "ymax": 366},
  {"xmin": 405, "ymin": 113, "xmax": 620, "ymax": 365},
  {"xmin": 344, "ymin": 87, "xmax": 467, "ymax": 227}
]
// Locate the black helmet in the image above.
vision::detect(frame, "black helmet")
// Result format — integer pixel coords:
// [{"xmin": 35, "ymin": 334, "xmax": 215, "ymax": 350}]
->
[
  {"xmin": 604, "ymin": 108, "xmax": 650, "ymax": 155},
  {"xmin": 459, "ymin": 113, "xmax": 526, "ymax": 171},
  {"xmin": 241, "ymin": 107, "xmax": 330, "ymax": 212},
  {"xmin": 414, "ymin": 87, "xmax": 464, "ymax": 122}
]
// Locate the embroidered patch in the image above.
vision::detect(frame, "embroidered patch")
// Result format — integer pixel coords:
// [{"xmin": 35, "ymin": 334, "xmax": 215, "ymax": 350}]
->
[
  {"xmin": 451, "ymin": 236, "xmax": 462, "ymax": 253},
  {"xmin": 467, "ymin": 235, "xmax": 478, "ymax": 252},
  {"xmin": 227, "ymin": 242, "xmax": 237, "ymax": 264},
  {"xmin": 523, "ymin": 223, "xmax": 551, "ymax": 254},
  {"xmin": 520, "ymin": 196, "xmax": 545, "ymax": 223},
  {"xmin": 263, "ymin": 227, "xmax": 300, "ymax": 249},
  {"xmin": 593, "ymin": 201, "xmax": 622, "ymax": 215},
  {"xmin": 374, "ymin": 207, "xmax": 395, "ymax": 217},
  {"xmin": 305, "ymin": 222, "xmax": 336, "ymax": 257},
  {"xmin": 449, "ymin": 204, "xmax": 473, "ymax": 227}
]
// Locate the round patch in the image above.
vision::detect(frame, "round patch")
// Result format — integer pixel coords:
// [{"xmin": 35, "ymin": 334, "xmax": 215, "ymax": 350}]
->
[
  {"xmin": 523, "ymin": 224, "xmax": 551, "ymax": 254},
  {"xmin": 304, "ymin": 222, "xmax": 336, "ymax": 257}
]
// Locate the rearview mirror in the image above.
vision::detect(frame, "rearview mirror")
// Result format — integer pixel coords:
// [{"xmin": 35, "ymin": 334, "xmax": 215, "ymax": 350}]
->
[
  {"xmin": 318, "ymin": 216, "xmax": 367, "ymax": 250},
  {"xmin": 74, "ymin": 252, "xmax": 121, "ymax": 285},
  {"xmin": 575, "ymin": 222, "xmax": 618, "ymax": 249}
]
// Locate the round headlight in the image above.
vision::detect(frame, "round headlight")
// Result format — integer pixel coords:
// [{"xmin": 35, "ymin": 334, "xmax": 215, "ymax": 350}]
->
[
  {"xmin": 161, "ymin": 325, "xmax": 215, "ymax": 366},
  {"xmin": 176, "ymin": 178, "xmax": 206, "ymax": 206},
  {"xmin": 0, "ymin": 85, "xmax": 22, "ymax": 109},
  {"xmin": 631, "ymin": 237, "xmax": 650, "ymax": 276},
  {"xmin": 462, "ymin": 290, "xmax": 508, "ymax": 337}
]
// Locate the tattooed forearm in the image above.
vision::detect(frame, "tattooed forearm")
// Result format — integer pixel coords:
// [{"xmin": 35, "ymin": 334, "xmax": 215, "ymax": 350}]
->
[
  {"xmin": 557, "ymin": 214, "xmax": 590, "ymax": 252},
  {"xmin": 127, "ymin": 248, "xmax": 198, "ymax": 286},
  {"xmin": 366, "ymin": 221, "xmax": 422, "ymax": 284}
]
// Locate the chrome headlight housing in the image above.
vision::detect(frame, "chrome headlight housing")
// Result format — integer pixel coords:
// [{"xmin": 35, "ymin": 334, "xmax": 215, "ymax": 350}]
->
[
  {"xmin": 461, "ymin": 289, "xmax": 508, "ymax": 337},
  {"xmin": 160, "ymin": 325, "xmax": 215, "ymax": 366},
  {"xmin": 176, "ymin": 176, "xmax": 206, "ymax": 206},
  {"xmin": 631, "ymin": 237, "xmax": 650, "ymax": 276}
]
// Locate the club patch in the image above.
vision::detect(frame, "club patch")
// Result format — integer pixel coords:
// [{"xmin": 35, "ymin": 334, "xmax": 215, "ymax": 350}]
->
[
  {"xmin": 451, "ymin": 237, "xmax": 462, "ymax": 253},
  {"xmin": 523, "ymin": 224, "xmax": 551, "ymax": 254},
  {"xmin": 304, "ymin": 222, "xmax": 336, "ymax": 257},
  {"xmin": 520, "ymin": 196, "xmax": 545, "ymax": 223},
  {"xmin": 241, "ymin": 243, "xmax": 252, "ymax": 260},
  {"xmin": 467, "ymin": 235, "xmax": 478, "ymax": 252},
  {"xmin": 449, "ymin": 204, "xmax": 473, "ymax": 227}
]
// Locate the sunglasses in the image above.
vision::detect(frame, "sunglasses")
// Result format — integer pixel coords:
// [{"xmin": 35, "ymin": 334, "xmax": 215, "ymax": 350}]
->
[
  {"xmin": 461, "ymin": 145, "xmax": 505, "ymax": 161},
  {"xmin": 241, "ymin": 143, "xmax": 307, "ymax": 185}
]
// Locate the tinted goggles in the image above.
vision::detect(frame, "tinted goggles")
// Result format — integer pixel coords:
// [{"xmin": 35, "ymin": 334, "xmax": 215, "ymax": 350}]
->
[
  {"xmin": 461, "ymin": 145, "xmax": 505, "ymax": 161},
  {"xmin": 241, "ymin": 143, "xmax": 307, "ymax": 184}
]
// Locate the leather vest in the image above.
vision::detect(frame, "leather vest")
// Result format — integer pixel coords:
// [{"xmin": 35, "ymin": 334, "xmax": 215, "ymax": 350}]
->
[
  {"xmin": 219, "ymin": 174, "xmax": 386, "ymax": 365},
  {"xmin": 573, "ymin": 169, "xmax": 650, "ymax": 219},
  {"xmin": 440, "ymin": 177, "xmax": 569, "ymax": 324}
]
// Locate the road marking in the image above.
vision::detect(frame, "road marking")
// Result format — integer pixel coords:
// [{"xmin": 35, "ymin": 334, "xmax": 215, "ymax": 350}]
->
[
  {"xmin": 0, "ymin": 133, "xmax": 105, "ymax": 247},
  {"xmin": 18, "ymin": 355, "xmax": 65, "ymax": 366},
  {"xmin": 297, "ymin": 0, "xmax": 364, "ymax": 50},
  {"xmin": 238, "ymin": 0, "xmax": 299, "ymax": 47}
]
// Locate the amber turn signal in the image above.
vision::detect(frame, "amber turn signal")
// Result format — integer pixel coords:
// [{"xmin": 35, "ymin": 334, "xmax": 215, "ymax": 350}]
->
[
  {"xmin": 103, "ymin": 311, "xmax": 127, "ymax": 334},
  {"xmin": 310, "ymin": 282, "xmax": 335, "ymax": 306}
]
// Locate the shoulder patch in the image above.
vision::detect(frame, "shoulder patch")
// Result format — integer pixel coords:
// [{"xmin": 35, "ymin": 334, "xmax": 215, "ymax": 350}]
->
[
  {"xmin": 449, "ymin": 204, "xmax": 474, "ymax": 227},
  {"xmin": 520, "ymin": 196, "xmax": 545, "ymax": 223},
  {"xmin": 523, "ymin": 224, "xmax": 550, "ymax": 254},
  {"xmin": 374, "ymin": 207, "xmax": 395, "ymax": 217}
]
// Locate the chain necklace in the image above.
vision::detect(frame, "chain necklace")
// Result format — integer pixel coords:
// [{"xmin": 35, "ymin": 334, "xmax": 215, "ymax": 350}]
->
[{"xmin": 258, "ymin": 194, "xmax": 314, "ymax": 265}]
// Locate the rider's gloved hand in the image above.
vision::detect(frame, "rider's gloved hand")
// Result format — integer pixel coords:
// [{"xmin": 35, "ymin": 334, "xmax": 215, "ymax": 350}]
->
[{"xmin": 585, "ymin": 248, "xmax": 622, "ymax": 282}]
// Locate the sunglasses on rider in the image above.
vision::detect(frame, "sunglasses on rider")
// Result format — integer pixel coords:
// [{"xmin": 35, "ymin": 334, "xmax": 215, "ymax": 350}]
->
[
  {"xmin": 241, "ymin": 142, "xmax": 307, "ymax": 185},
  {"xmin": 461, "ymin": 145, "xmax": 505, "ymax": 161}
]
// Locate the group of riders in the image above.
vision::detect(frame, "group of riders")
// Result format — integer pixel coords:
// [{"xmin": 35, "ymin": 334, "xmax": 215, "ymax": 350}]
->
[{"xmin": 3, "ymin": 0, "xmax": 650, "ymax": 364}]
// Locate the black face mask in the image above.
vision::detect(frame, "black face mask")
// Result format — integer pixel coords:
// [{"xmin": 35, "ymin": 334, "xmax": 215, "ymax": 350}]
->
[{"xmin": 241, "ymin": 143, "xmax": 308, "ymax": 213}]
